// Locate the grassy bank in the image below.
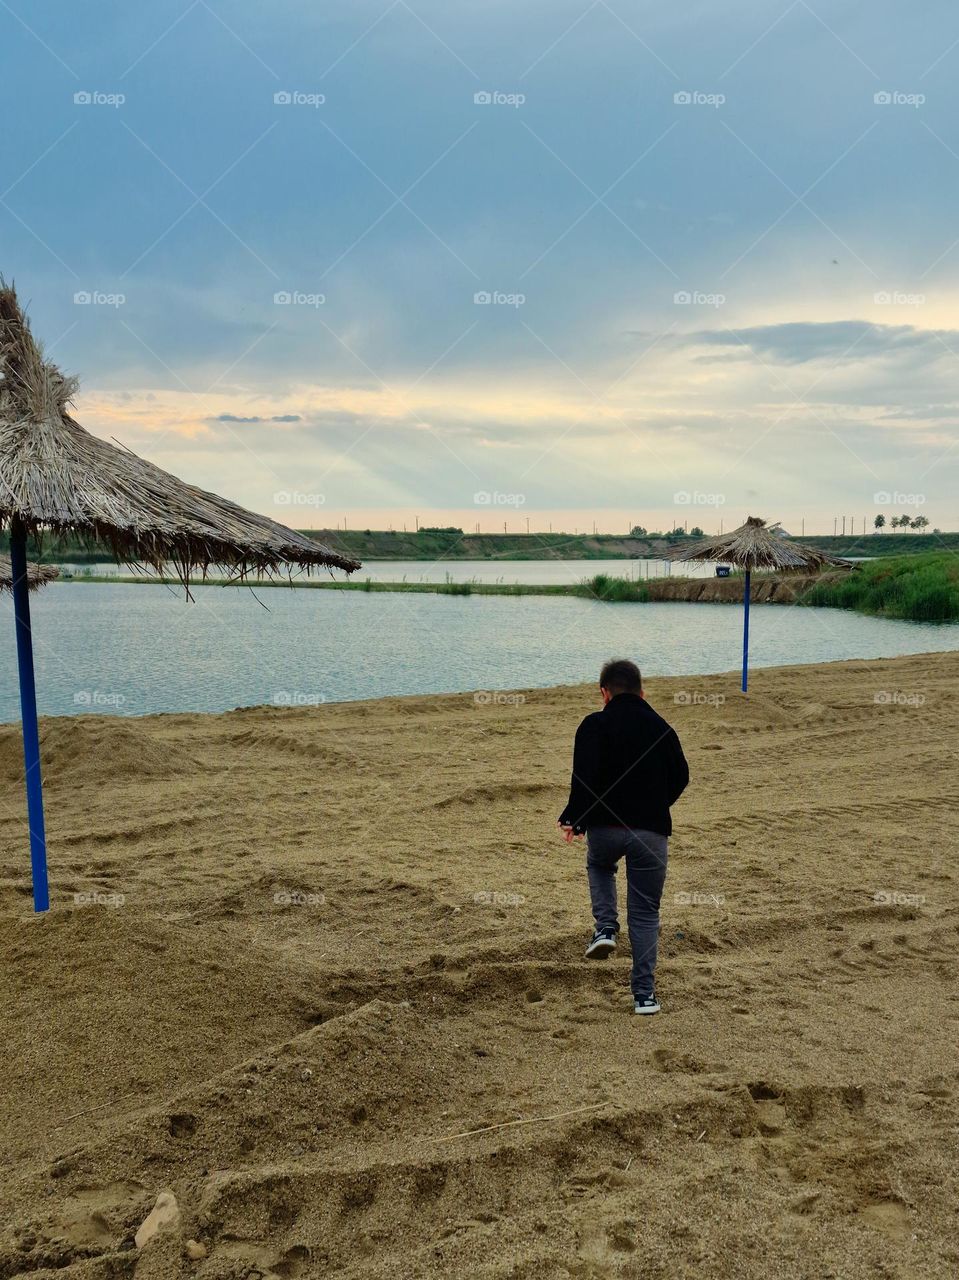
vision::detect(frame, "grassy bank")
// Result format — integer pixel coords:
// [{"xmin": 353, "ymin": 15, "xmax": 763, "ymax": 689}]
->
[
  {"xmin": 5, "ymin": 527, "xmax": 957, "ymax": 565},
  {"xmin": 62, "ymin": 572, "xmax": 647, "ymax": 603},
  {"xmin": 302, "ymin": 528, "xmax": 959, "ymax": 562},
  {"xmin": 800, "ymin": 552, "xmax": 959, "ymax": 622}
]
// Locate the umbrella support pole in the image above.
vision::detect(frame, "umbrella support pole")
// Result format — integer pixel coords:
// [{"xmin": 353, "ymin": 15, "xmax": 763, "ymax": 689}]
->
[
  {"xmin": 741, "ymin": 569, "xmax": 751, "ymax": 693},
  {"xmin": 10, "ymin": 524, "xmax": 50, "ymax": 912}
]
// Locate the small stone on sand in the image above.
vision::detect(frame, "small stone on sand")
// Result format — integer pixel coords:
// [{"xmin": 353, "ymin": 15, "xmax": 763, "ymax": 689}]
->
[{"xmin": 135, "ymin": 1191, "xmax": 180, "ymax": 1249}]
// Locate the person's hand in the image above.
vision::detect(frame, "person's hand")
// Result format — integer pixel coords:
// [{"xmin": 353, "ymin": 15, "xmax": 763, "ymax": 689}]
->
[{"xmin": 558, "ymin": 823, "xmax": 583, "ymax": 844}]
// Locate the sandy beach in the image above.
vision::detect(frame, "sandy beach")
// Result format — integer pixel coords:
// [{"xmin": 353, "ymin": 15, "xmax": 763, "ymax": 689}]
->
[{"xmin": 1, "ymin": 651, "xmax": 957, "ymax": 1279}]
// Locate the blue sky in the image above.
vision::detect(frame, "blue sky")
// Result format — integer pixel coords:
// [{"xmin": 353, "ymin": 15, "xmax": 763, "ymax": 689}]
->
[{"xmin": 3, "ymin": 0, "xmax": 958, "ymax": 535}]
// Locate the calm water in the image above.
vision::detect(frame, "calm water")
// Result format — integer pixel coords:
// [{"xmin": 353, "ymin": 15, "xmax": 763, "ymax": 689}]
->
[{"xmin": 1, "ymin": 580, "xmax": 957, "ymax": 721}]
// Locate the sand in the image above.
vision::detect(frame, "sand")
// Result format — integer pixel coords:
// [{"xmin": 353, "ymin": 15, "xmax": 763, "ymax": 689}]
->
[{"xmin": 0, "ymin": 651, "xmax": 957, "ymax": 1279}]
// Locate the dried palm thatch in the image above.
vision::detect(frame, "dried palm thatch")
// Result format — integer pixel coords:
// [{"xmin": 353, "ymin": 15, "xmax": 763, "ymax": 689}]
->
[
  {"xmin": 669, "ymin": 516, "xmax": 852, "ymax": 573},
  {"xmin": 0, "ymin": 282, "xmax": 360, "ymax": 583},
  {"xmin": 0, "ymin": 555, "xmax": 58, "ymax": 593}
]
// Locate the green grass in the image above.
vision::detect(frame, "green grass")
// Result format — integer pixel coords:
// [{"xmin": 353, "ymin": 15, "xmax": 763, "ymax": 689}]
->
[
  {"xmin": 802, "ymin": 552, "xmax": 959, "ymax": 622},
  {"xmin": 586, "ymin": 574, "xmax": 651, "ymax": 603}
]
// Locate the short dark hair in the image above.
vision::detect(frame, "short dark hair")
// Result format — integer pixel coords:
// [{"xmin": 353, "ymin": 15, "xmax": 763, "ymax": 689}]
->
[{"xmin": 599, "ymin": 658, "xmax": 642, "ymax": 695}]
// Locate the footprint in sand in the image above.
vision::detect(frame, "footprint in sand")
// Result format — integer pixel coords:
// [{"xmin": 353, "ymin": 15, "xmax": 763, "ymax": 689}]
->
[{"xmin": 858, "ymin": 1200, "xmax": 911, "ymax": 1240}]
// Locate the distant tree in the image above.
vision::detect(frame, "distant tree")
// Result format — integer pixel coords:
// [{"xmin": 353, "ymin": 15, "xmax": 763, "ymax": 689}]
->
[
  {"xmin": 890, "ymin": 514, "xmax": 905, "ymax": 529},
  {"xmin": 630, "ymin": 525, "xmax": 648, "ymax": 537},
  {"xmin": 689, "ymin": 526, "xmax": 705, "ymax": 537},
  {"xmin": 874, "ymin": 514, "xmax": 886, "ymax": 531},
  {"xmin": 933, "ymin": 527, "xmax": 942, "ymax": 534},
  {"xmin": 911, "ymin": 515, "xmax": 929, "ymax": 531},
  {"xmin": 668, "ymin": 526, "xmax": 686, "ymax": 538}
]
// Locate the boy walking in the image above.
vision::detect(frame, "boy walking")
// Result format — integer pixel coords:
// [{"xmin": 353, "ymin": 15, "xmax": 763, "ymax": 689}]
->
[{"xmin": 558, "ymin": 659, "xmax": 689, "ymax": 1015}]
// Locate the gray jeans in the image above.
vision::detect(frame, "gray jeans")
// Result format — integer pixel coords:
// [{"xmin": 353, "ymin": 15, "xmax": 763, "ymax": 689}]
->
[{"xmin": 586, "ymin": 826, "xmax": 668, "ymax": 998}]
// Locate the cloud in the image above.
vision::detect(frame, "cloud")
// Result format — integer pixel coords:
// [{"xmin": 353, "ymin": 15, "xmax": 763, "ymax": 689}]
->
[
  {"xmin": 677, "ymin": 322, "xmax": 959, "ymax": 366},
  {"xmin": 214, "ymin": 413, "xmax": 303, "ymax": 423}
]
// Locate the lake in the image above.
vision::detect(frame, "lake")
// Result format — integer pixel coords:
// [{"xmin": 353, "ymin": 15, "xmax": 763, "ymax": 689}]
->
[{"xmin": 1, "ymin": 579, "xmax": 958, "ymax": 721}]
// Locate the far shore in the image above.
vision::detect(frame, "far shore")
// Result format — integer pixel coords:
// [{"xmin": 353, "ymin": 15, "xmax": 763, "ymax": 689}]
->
[
  {"xmin": 51, "ymin": 569, "xmax": 833, "ymax": 605},
  {"xmin": 54, "ymin": 551, "xmax": 959, "ymax": 624}
]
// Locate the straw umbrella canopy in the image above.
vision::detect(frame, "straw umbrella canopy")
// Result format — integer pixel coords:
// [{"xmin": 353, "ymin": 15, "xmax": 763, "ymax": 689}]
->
[
  {"xmin": 0, "ymin": 285, "xmax": 358, "ymax": 582},
  {"xmin": 0, "ymin": 281, "xmax": 360, "ymax": 912},
  {"xmin": 669, "ymin": 516, "xmax": 851, "ymax": 693},
  {"xmin": 0, "ymin": 556, "xmax": 58, "ymax": 592}
]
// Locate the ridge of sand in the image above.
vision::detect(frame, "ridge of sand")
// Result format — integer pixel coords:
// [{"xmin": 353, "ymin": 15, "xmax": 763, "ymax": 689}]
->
[{"xmin": 1, "ymin": 651, "xmax": 957, "ymax": 1278}]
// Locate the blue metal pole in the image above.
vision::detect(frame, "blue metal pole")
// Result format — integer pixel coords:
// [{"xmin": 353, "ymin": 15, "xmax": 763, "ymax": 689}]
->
[
  {"xmin": 741, "ymin": 568, "xmax": 751, "ymax": 693},
  {"xmin": 10, "ymin": 523, "xmax": 50, "ymax": 912}
]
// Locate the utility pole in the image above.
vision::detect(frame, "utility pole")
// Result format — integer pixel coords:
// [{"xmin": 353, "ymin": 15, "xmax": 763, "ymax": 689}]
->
[
  {"xmin": 833, "ymin": 517, "xmax": 837, "ymax": 536},
  {"xmin": 526, "ymin": 517, "xmax": 530, "ymax": 534},
  {"xmin": 415, "ymin": 515, "xmax": 419, "ymax": 531},
  {"xmin": 801, "ymin": 517, "xmax": 805, "ymax": 536}
]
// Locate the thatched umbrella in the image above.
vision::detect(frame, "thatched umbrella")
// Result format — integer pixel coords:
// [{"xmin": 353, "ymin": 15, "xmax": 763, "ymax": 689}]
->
[
  {"xmin": 0, "ymin": 282, "xmax": 360, "ymax": 911},
  {"xmin": 669, "ymin": 516, "xmax": 851, "ymax": 693},
  {"xmin": 0, "ymin": 555, "xmax": 58, "ymax": 592}
]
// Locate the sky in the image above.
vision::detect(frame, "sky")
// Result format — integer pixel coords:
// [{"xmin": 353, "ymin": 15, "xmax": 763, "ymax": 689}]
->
[{"xmin": 3, "ymin": 0, "xmax": 959, "ymax": 539}]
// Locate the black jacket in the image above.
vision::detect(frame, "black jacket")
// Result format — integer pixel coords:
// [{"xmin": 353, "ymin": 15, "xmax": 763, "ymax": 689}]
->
[{"xmin": 558, "ymin": 693, "xmax": 689, "ymax": 836}]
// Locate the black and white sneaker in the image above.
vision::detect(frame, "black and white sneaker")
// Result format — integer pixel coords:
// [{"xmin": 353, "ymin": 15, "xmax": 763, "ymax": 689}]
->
[
  {"xmin": 633, "ymin": 993, "xmax": 661, "ymax": 1015},
  {"xmin": 585, "ymin": 928, "xmax": 617, "ymax": 959}
]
